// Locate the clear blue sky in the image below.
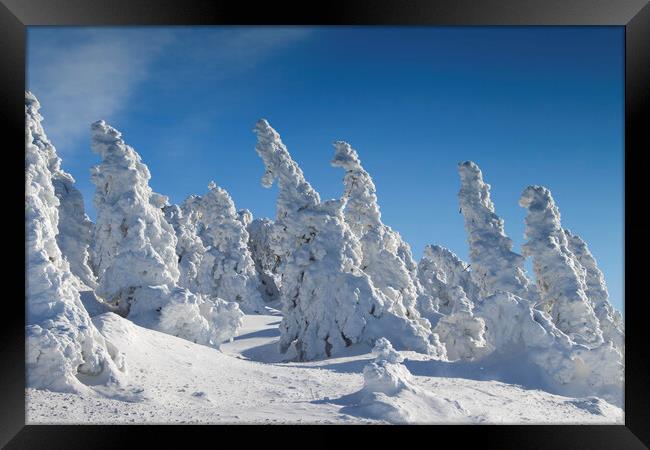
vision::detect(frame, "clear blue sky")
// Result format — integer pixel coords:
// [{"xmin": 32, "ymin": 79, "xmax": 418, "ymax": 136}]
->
[{"xmin": 27, "ymin": 26, "xmax": 624, "ymax": 312}]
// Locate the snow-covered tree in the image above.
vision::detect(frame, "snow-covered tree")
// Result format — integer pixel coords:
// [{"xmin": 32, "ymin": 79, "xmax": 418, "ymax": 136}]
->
[
  {"xmin": 25, "ymin": 92, "xmax": 125, "ymax": 392},
  {"xmin": 163, "ymin": 201, "xmax": 206, "ymax": 294},
  {"xmin": 90, "ymin": 120, "xmax": 179, "ymax": 312},
  {"xmin": 247, "ymin": 217, "xmax": 282, "ymax": 304},
  {"xmin": 432, "ymin": 288, "xmax": 487, "ymax": 361},
  {"xmin": 519, "ymin": 186, "xmax": 603, "ymax": 347},
  {"xmin": 475, "ymin": 291, "xmax": 622, "ymax": 405},
  {"xmin": 52, "ymin": 171, "xmax": 97, "ymax": 290},
  {"xmin": 331, "ymin": 141, "xmax": 433, "ymax": 330},
  {"xmin": 458, "ymin": 161, "xmax": 535, "ymax": 299},
  {"xmin": 90, "ymin": 120, "xmax": 242, "ymax": 346},
  {"xmin": 255, "ymin": 119, "xmax": 442, "ymax": 360},
  {"xmin": 417, "ymin": 244, "xmax": 479, "ymax": 314},
  {"xmin": 195, "ymin": 181, "xmax": 266, "ymax": 314},
  {"xmin": 565, "ymin": 230, "xmax": 624, "ymax": 351}
]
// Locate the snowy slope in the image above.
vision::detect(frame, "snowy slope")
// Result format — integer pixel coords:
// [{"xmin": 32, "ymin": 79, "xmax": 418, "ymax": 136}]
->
[{"xmin": 26, "ymin": 312, "xmax": 623, "ymax": 424}]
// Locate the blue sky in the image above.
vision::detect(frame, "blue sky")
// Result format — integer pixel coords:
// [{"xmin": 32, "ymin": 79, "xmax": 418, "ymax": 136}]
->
[{"xmin": 27, "ymin": 26, "xmax": 624, "ymax": 312}]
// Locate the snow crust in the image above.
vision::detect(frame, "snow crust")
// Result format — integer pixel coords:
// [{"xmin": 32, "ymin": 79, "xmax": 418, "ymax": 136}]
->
[{"xmin": 25, "ymin": 92, "xmax": 125, "ymax": 393}]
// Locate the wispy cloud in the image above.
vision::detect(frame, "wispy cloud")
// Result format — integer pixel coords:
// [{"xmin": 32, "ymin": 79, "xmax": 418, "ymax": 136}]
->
[
  {"xmin": 27, "ymin": 27, "xmax": 312, "ymax": 155},
  {"xmin": 27, "ymin": 28, "xmax": 174, "ymax": 154}
]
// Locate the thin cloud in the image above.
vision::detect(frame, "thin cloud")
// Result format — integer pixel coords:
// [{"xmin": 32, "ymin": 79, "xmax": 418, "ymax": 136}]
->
[
  {"xmin": 27, "ymin": 28, "xmax": 174, "ymax": 154},
  {"xmin": 27, "ymin": 27, "xmax": 313, "ymax": 155}
]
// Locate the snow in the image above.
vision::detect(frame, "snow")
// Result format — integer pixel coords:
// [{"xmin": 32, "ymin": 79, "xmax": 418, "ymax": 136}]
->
[
  {"xmin": 24, "ymin": 92, "xmax": 625, "ymax": 424},
  {"xmin": 26, "ymin": 313, "xmax": 623, "ymax": 424}
]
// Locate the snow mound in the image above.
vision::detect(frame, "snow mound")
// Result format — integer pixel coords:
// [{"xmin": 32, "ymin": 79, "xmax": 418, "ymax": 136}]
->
[
  {"xmin": 25, "ymin": 92, "xmax": 125, "ymax": 393},
  {"xmin": 339, "ymin": 338, "xmax": 469, "ymax": 424}
]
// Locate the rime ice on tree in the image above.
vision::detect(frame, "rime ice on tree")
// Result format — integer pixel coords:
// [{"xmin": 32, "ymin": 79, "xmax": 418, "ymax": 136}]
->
[
  {"xmin": 195, "ymin": 181, "xmax": 266, "ymax": 314},
  {"xmin": 247, "ymin": 218, "xmax": 282, "ymax": 304},
  {"xmin": 458, "ymin": 161, "xmax": 534, "ymax": 299},
  {"xmin": 91, "ymin": 120, "xmax": 242, "ymax": 346},
  {"xmin": 331, "ymin": 141, "xmax": 435, "ymax": 331},
  {"xmin": 255, "ymin": 119, "xmax": 442, "ymax": 360},
  {"xmin": 519, "ymin": 185, "xmax": 603, "ymax": 347},
  {"xmin": 25, "ymin": 92, "xmax": 125, "ymax": 392},
  {"xmin": 417, "ymin": 244, "xmax": 479, "ymax": 315},
  {"xmin": 565, "ymin": 230, "xmax": 624, "ymax": 351}
]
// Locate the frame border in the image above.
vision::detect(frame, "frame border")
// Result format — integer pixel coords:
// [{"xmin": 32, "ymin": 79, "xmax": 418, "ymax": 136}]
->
[{"xmin": 2, "ymin": 0, "xmax": 648, "ymax": 447}]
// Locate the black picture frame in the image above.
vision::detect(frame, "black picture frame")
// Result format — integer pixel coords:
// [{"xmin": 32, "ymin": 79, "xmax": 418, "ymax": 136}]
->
[{"xmin": 2, "ymin": 0, "xmax": 648, "ymax": 447}]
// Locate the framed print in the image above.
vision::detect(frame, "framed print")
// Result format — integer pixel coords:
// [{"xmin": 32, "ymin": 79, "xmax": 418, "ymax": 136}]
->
[{"xmin": 2, "ymin": 0, "xmax": 649, "ymax": 447}]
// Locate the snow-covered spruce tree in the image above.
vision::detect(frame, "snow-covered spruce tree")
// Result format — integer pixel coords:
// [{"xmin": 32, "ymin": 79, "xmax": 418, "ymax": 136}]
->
[
  {"xmin": 331, "ymin": 141, "xmax": 434, "ymax": 330},
  {"xmin": 458, "ymin": 161, "xmax": 535, "ymax": 299},
  {"xmin": 247, "ymin": 217, "xmax": 282, "ymax": 304},
  {"xmin": 25, "ymin": 92, "xmax": 125, "ymax": 392},
  {"xmin": 91, "ymin": 120, "xmax": 179, "ymax": 312},
  {"xmin": 417, "ymin": 244, "xmax": 479, "ymax": 314},
  {"xmin": 195, "ymin": 181, "xmax": 266, "ymax": 314},
  {"xmin": 237, "ymin": 208, "xmax": 253, "ymax": 228},
  {"xmin": 255, "ymin": 119, "xmax": 443, "ymax": 360},
  {"xmin": 519, "ymin": 186, "xmax": 603, "ymax": 347},
  {"xmin": 432, "ymin": 287, "xmax": 487, "ymax": 361},
  {"xmin": 475, "ymin": 291, "xmax": 623, "ymax": 405},
  {"xmin": 565, "ymin": 229, "xmax": 624, "ymax": 351},
  {"xmin": 91, "ymin": 120, "xmax": 242, "ymax": 346},
  {"xmin": 52, "ymin": 171, "xmax": 97, "ymax": 290},
  {"xmin": 163, "ymin": 201, "xmax": 207, "ymax": 295}
]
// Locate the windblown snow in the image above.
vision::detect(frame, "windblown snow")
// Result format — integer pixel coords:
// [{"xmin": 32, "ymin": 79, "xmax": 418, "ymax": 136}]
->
[{"xmin": 25, "ymin": 92, "xmax": 624, "ymax": 424}]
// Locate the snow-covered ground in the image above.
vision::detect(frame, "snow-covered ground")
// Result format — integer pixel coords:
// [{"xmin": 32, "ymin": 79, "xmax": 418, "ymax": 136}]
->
[{"xmin": 26, "ymin": 311, "xmax": 623, "ymax": 425}]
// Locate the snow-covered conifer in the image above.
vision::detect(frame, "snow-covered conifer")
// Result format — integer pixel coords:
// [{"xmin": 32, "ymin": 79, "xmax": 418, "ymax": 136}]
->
[
  {"xmin": 247, "ymin": 218, "xmax": 282, "ymax": 304},
  {"xmin": 458, "ymin": 161, "xmax": 534, "ymax": 299},
  {"xmin": 475, "ymin": 291, "xmax": 622, "ymax": 405},
  {"xmin": 519, "ymin": 186, "xmax": 603, "ymax": 347},
  {"xmin": 417, "ymin": 245, "xmax": 478, "ymax": 314},
  {"xmin": 52, "ymin": 172, "xmax": 97, "ymax": 289},
  {"xmin": 331, "ymin": 141, "xmax": 433, "ymax": 330},
  {"xmin": 195, "ymin": 181, "xmax": 266, "ymax": 313},
  {"xmin": 255, "ymin": 120, "xmax": 442, "ymax": 360},
  {"xmin": 25, "ymin": 92, "xmax": 125, "ymax": 392},
  {"xmin": 432, "ymin": 288, "xmax": 487, "ymax": 361},
  {"xmin": 91, "ymin": 120, "xmax": 242, "ymax": 346},
  {"xmin": 91, "ymin": 120, "xmax": 179, "ymax": 313},
  {"xmin": 565, "ymin": 230, "xmax": 624, "ymax": 350}
]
